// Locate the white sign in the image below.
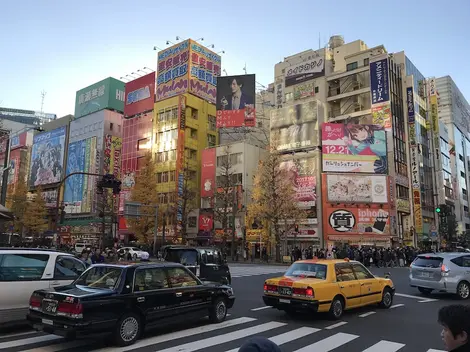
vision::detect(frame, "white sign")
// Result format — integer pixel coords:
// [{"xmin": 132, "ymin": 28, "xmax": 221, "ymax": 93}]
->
[
  {"xmin": 285, "ymin": 58, "xmax": 324, "ymax": 78},
  {"xmin": 78, "ymin": 85, "xmax": 106, "ymax": 105},
  {"xmin": 329, "ymin": 209, "xmax": 355, "ymax": 232},
  {"xmin": 126, "ymin": 86, "xmax": 151, "ymax": 105},
  {"xmin": 326, "ymin": 174, "xmax": 388, "ymax": 204}
]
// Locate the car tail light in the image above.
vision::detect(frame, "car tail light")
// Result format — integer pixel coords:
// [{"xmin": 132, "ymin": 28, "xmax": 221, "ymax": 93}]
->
[
  {"xmin": 441, "ymin": 264, "xmax": 450, "ymax": 276},
  {"xmin": 306, "ymin": 287, "xmax": 314, "ymax": 298},
  {"xmin": 293, "ymin": 288, "xmax": 306, "ymax": 295},
  {"xmin": 264, "ymin": 284, "xmax": 277, "ymax": 293},
  {"xmin": 29, "ymin": 294, "xmax": 42, "ymax": 310},
  {"xmin": 57, "ymin": 302, "xmax": 83, "ymax": 319}
]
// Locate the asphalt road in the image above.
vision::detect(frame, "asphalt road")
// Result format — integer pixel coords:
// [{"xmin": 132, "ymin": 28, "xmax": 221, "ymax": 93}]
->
[{"xmin": 0, "ymin": 264, "xmax": 456, "ymax": 352}]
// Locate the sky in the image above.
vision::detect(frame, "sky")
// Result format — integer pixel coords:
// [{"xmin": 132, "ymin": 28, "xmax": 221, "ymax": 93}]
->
[{"xmin": 1, "ymin": 0, "xmax": 469, "ymax": 117}]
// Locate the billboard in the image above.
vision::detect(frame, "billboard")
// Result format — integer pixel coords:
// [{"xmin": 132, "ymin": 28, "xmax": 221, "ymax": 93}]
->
[
  {"xmin": 370, "ymin": 57, "xmax": 390, "ymax": 104},
  {"xmin": 43, "ymin": 190, "xmax": 58, "ymax": 208},
  {"xmin": 157, "ymin": 41, "xmax": 190, "ymax": 101},
  {"xmin": 322, "ymin": 123, "xmax": 387, "ymax": 174},
  {"xmin": 323, "ymin": 205, "xmax": 391, "ymax": 238},
  {"xmin": 124, "ymin": 72, "xmax": 155, "ymax": 118},
  {"xmin": 294, "ymin": 82, "xmax": 315, "ymax": 100},
  {"xmin": 285, "ymin": 56, "xmax": 325, "ymax": 87},
  {"xmin": 199, "ymin": 212, "xmax": 214, "ymax": 231},
  {"xmin": 29, "ymin": 126, "xmax": 66, "ymax": 187},
  {"xmin": 75, "ymin": 77, "xmax": 125, "ymax": 119},
  {"xmin": 279, "ymin": 156, "xmax": 316, "ymax": 208},
  {"xmin": 10, "ymin": 132, "xmax": 27, "ymax": 150},
  {"xmin": 410, "ymin": 144, "xmax": 423, "ymax": 233},
  {"xmin": 188, "ymin": 40, "xmax": 221, "ymax": 104},
  {"xmin": 324, "ymin": 174, "xmax": 388, "ymax": 204},
  {"xmin": 216, "ymin": 74, "xmax": 256, "ymax": 128},
  {"xmin": 104, "ymin": 135, "xmax": 122, "ymax": 178},
  {"xmin": 271, "ymin": 101, "xmax": 319, "ymax": 151},
  {"xmin": 371, "ymin": 103, "xmax": 392, "ymax": 131},
  {"xmin": 201, "ymin": 148, "xmax": 216, "ymax": 198}
]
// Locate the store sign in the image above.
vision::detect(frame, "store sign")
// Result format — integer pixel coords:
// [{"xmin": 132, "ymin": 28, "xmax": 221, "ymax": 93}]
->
[
  {"xmin": 285, "ymin": 56, "xmax": 325, "ymax": 87},
  {"xmin": 325, "ymin": 174, "xmax": 388, "ymax": 204},
  {"xmin": 370, "ymin": 57, "xmax": 390, "ymax": 104},
  {"xmin": 328, "ymin": 209, "xmax": 356, "ymax": 232},
  {"xmin": 410, "ymin": 146, "xmax": 419, "ymax": 189},
  {"xmin": 406, "ymin": 87, "xmax": 415, "ymax": 124}
]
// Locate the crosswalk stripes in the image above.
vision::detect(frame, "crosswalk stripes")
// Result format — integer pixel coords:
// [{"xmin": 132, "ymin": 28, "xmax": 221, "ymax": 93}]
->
[
  {"xmin": 229, "ymin": 265, "xmax": 288, "ymax": 278},
  {"xmin": 0, "ymin": 316, "xmax": 447, "ymax": 352}
]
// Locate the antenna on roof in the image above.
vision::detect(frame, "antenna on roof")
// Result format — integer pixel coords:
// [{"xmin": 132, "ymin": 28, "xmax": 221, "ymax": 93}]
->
[{"xmin": 40, "ymin": 90, "xmax": 46, "ymax": 113}]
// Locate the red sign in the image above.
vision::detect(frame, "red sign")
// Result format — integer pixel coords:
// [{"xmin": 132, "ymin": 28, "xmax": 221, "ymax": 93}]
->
[
  {"xmin": 124, "ymin": 72, "xmax": 155, "ymax": 118},
  {"xmin": 199, "ymin": 213, "xmax": 214, "ymax": 231},
  {"xmin": 176, "ymin": 95, "xmax": 186, "ymax": 174},
  {"xmin": 201, "ymin": 148, "xmax": 216, "ymax": 197}
]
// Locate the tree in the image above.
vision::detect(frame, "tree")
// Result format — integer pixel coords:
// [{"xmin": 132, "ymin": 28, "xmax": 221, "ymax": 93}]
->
[
  {"xmin": 23, "ymin": 187, "xmax": 48, "ymax": 235},
  {"xmin": 6, "ymin": 172, "xmax": 28, "ymax": 233},
  {"xmin": 248, "ymin": 144, "xmax": 306, "ymax": 262},
  {"xmin": 178, "ymin": 161, "xmax": 198, "ymax": 244},
  {"xmin": 212, "ymin": 145, "xmax": 239, "ymax": 259},
  {"xmin": 126, "ymin": 152, "xmax": 158, "ymax": 244}
]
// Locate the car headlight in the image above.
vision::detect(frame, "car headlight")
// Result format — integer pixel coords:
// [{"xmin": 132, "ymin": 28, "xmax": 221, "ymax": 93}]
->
[{"xmin": 225, "ymin": 288, "xmax": 234, "ymax": 296}]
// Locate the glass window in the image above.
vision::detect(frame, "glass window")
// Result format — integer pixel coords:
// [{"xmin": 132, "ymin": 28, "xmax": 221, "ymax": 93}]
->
[
  {"xmin": 413, "ymin": 256, "xmax": 443, "ymax": 268},
  {"xmin": 134, "ymin": 268, "xmax": 169, "ymax": 291},
  {"xmin": 285, "ymin": 263, "xmax": 327, "ymax": 280},
  {"xmin": 137, "ymin": 138, "xmax": 150, "ymax": 151},
  {"xmin": 54, "ymin": 256, "xmax": 86, "ymax": 280},
  {"xmin": 164, "ymin": 249, "xmax": 198, "ymax": 266},
  {"xmin": 335, "ymin": 263, "xmax": 356, "ymax": 282},
  {"xmin": 167, "ymin": 267, "xmax": 199, "ymax": 287},
  {"xmin": 75, "ymin": 266, "xmax": 122, "ymax": 289},
  {"xmin": 0, "ymin": 253, "xmax": 49, "ymax": 281},
  {"xmin": 352, "ymin": 263, "xmax": 374, "ymax": 279},
  {"xmin": 203, "ymin": 249, "xmax": 223, "ymax": 265}
]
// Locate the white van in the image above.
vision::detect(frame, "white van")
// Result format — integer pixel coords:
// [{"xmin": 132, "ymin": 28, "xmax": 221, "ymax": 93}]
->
[{"xmin": 0, "ymin": 249, "xmax": 88, "ymax": 326}]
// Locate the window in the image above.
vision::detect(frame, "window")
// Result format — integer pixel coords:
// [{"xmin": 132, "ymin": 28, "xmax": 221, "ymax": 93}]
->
[
  {"xmin": 169, "ymin": 192, "xmax": 177, "ymax": 203},
  {"xmin": 190, "ymin": 128, "xmax": 198, "ymax": 139},
  {"xmin": 158, "ymin": 110, "xmax": 165, "ymax": 121},
  {"xmin": 208, "ymin": 115, "xmax": 217, "ymax": 131},
  {"xmin": 134, "ymin": 268, "xmax": 169, "ymax": 291},
  {"xmin": 351, "ymin": 263, "xmax": 374, "ymax": 279},
  {"xmin": 110, "ymin": 122, "xmax": 114, "ymax": 131},
  {"xmin": 208, "ymin": 134, "xmax": 216, "ymax": 147},
  {"xmin": 217, "ymin": 155, "xmax": 228, "ymax": 167},
  {"xmin": 54, "ymin": 256, "xmax": 86, "ymax": 280},
  {"xmin": 314, "ymin": 86, "xmax": 319, "ymax": 94},
  {"xmin": 164, "ymin": 249, "xmax": 198, "ymax": 265},
  {"xmin": 192, "ymin": 109, "xmax": 198, "ymax": 120},
  {"xmin": 230, "ymin": 153, "xmax": 242, "ymax": 165},
  {"xmin": 413, "ymin": 256, "xmax": 443, "ymax": 268},
  {"xmin": 201, "ymin": 249, "xmax": 223, "ymax": 265},
  {"xmin": 0, "ymin": 254, "xmax": 49, "ymax": 281},
  {"xmin": 170, "ymin": 170, "xmax": 176, "ymax": 182},
  {"xmin": 451, "ymin": 256, "xmax": 470, "ymax": 268},
  {"xmin": 188, "ymin": 216, "xmax": 197, "ymax": 228},
  {"xmin": 284, "ymin": 263, "xmax": 327, "ymax": 280},
  {"xmin": 171, "ymin": 107, "xmax": 178, "ymax": 120},
  {"xmin": 167, "ymin": 267, "xmax": 199, "ymax": 287},
  {"xmin": 187, "ymin": 149, "xmax": 197, "ymax": 160},
  {"xmin": 346, "ymin": 62, "xmax": 358, "ymax": 71},
  {"xmin": 161, "ymin": 172, "xmax": 169, "ymax": 183},
  {"xmin": 335, "ymin": 263, "xmax": 356, "ymax": 282},
  {"xmin": 137, "ymin": 138, "xmax": 150, "ymax": 151},
  {"xmin": 363, "ymin": 58, "xmax": 369, "ymax": 66},
  {"xmin": 75, "ymin": 266, "xmax": 122, "ymax": 289}
]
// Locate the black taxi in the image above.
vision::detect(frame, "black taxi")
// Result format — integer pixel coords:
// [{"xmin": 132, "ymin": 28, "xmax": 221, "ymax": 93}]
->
[
  {"xmin": 27, "ymin": 262, "xmax": 235, "ymax": 346},
  {"xmin": 162, "ymin": 246, "xmax": 232, "ymax": 285}
]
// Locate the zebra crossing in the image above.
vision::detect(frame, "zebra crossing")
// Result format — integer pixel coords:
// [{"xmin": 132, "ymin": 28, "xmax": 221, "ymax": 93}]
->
[
  {"xmin": 0, "ymin": 316, "xmax": 445, "ymax": 352},
  {"xmin": 229, "ymin": 265, "xmax": 288, "ymax": 278}
]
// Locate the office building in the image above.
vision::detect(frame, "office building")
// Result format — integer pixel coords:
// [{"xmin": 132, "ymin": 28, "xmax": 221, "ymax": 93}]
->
[{"xmin": 0, "ymin": 107, "xmax": 56, "ymax": 126}]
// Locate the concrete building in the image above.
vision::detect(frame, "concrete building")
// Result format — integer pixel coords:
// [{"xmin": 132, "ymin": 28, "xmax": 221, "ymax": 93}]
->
[{"xmin": 0, "ymin": 107, "xmax": 56, "ymax": 126}]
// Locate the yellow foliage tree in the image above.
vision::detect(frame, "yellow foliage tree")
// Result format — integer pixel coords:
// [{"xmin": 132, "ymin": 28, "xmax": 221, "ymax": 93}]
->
[
  {"xmin": 6, "ymin": 175, "xmax": 28, "ymax": 233},
  {"xmin": 248, "ymin": 145, "xmax": 306, "ymax": 262},
  {"xmin": 126, "ymin": 152, "xmax": 158, "ymax": 245},
  {"xmin": 23, "ymin": 187, "xmax": 49, "ymax": 235}
]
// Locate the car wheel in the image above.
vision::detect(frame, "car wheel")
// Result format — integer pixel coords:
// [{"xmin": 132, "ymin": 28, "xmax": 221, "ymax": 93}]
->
[
  {"xmin": 457, "ymin": 281, "xmax": 470, "ymax": 300},
  {"xmin": 329, "ymin": 296, "xmax": 344, "ymax": 320},
  {"xmin": 209, "ymin": 297, "xmax": 227, "ymax": 323},
  {"xmin": 114, "ymin": 312, "xmax": 141, "ymax": 346},
  {"xmin": 418, "ymin": 287, "xmax": 433, "ymax": 295},
  {"xmin": 379, "ymin": 288, "xmax": 393, "ymax": 308}
]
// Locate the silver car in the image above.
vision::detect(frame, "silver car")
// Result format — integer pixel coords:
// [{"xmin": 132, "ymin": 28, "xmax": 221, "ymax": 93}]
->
[{"xmin": 409, "ymin": 252, "xmax": 470, "ymax": 299}]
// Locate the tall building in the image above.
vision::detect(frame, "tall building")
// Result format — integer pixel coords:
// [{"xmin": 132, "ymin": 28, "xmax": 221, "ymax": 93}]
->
[
  {"xmin": 0, "ymin": 107, "xmax": 56, "ymax": 126},
  {"xmin": 154, "ymin": 39, "xmax": 221, "ymax": 242}
]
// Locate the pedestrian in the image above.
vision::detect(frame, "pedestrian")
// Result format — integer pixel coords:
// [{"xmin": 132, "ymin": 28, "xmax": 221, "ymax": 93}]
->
[
  {"xmin": 438, "ymin": 304, "xmax": 470, "ymax": 351},
  {"xmin": 140, "ymin": 251, "xmax": 150, "ymax": 261},
  {"xmin": 239, "ymin": 337, "xmax": 281, "ymax": 352}
]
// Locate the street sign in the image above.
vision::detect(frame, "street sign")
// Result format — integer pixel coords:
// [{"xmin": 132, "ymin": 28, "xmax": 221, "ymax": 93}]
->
[
  {"xmin": 431, "ymin": 231, "xmax": 438, "ymax": 238},
  {"xmin": 431, "ymin": 225, "xmax": 436, "ymax": 231},
  {"xmin": 124, "ymin": 201, "xmax": 142, "ymax": 217}
]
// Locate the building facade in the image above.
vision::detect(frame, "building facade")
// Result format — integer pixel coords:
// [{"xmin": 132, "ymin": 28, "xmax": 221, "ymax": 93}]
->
[{"xmin": 0, "ymin": 107, "xmax": 56, "ymax": 126}]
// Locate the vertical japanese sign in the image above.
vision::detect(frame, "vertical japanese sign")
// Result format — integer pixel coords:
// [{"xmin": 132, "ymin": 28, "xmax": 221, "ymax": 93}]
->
[
  {"xmin": 176, "ymin": 95, "xmax": 187, "ymax": 222},
  {"xmin": 406, "ymin": 87, "xmax": 415, "ymax": 124},
  {"xmin": 201, "ymin": 148, "xmax": 216, "ymax": 198},
  {"xmin": 369, "ymin": 56, "xmax": 391, "ymax": 131},
  {"xmin": 410, "ymin": 145, "xmax": 423, "ymax": 233},
  {"xmin": 156, "ymin": 41, "xmax": 190, "ymax": 101},
  {"xmin": 188, "ymin": 39, "xmax": 221, "ymax": 104}
]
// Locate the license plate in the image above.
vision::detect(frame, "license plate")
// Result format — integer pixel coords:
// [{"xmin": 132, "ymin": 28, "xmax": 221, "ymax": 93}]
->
[
  {"xmin": 420, "ymin": 272, "xmax": 432, "ymax": 278},
  {"xmin": 42, "ymin": 319, "xmax": 53, "ymax": 326},
  {"xmin": 279, "ymin": 299, "xmax": 290, "ymax": 304},
  {"xmin": 278, "ymin": 287, "xmax": 292, "ymax": 296},
  {"xmin": 42, "ymin": 299, "xmax": 58, "ymax": 314}
]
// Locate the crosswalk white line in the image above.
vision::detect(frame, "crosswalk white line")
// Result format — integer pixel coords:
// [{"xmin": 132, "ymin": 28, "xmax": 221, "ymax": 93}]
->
[
  {"xmin": 21, "ymin": 339, "xmax": 91, "ymax": 352},
  {"xmin": 0, "ymin": 334, "xmax": 60, "ymax": 349},
  {"xmin": 224, "ymin": 327, "xmax": 320, "ymax": 352},
  {"xmin": 362, "ymin": 340, "xmax": 405, "ymax": 352},
  {"xmin": 325, "ymin": 321, "xmax": 348, "ymax": 330},
  {"xmin": 427, "ymin": 349, "xmax": 446, "ymax": 352},
  {"xmin": 155, "ymin": 321, "xmax": 286, "ymax": 352},
  {"xmin": 390, "ymin": 304, "xmax": 405, "ymax": 309},
  {"xmin": 93, "ymin": 317, "xmax": 257, "ymax": 352},
  {"xmin": 251, "ymin": 306, "xmax": 272, "ymax": 311},
  {"xmin": 293, "ymin": 332, "xmax": 359, "ymax": 352},
  {"xmin": 0, "ymin": 330, "xmax": 37, "ymax": 340},
  {"xmin": 359, "ymin": 311, "xmax": 376, "ymax": 318}
]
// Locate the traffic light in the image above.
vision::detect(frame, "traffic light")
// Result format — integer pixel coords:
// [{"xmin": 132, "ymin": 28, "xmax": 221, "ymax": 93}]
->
[
  {"xmin": 294, "ymin": 224, "xmax": 299, "ymax": 232},
  {"xmin": 435, "ymin": 207, "xmax": 441, "ymax": 213},
  {"xmin": 97, "ymin": 174, "xmax": 121, "ymax": 195}
]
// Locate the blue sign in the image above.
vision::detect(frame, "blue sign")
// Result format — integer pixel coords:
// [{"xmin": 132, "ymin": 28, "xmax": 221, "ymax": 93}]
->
[
  {"xmin": 370, "ymin": 58, "xmax": 390, "ymax": 105},
  {"xmin": 431, "ymin": 231, "xmax": 438, "ymax": 239},
  {"xmin": 406, "ymin": 87, "xmax": 415, "ymax": 124},
  {"xmin": 10, "ymin": 135, "xmax": 20, "ymax": 149},
  {"xmin": 64, "ymin": 140, "xmax": 86, "ymax": 207}
]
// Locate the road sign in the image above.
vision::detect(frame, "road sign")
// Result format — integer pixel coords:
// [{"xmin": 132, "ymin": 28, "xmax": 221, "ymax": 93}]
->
[
  {"xmin": 431, "ymin": 225, "xmax": 436, "ymax": 231},
  {"xmin": 431, "ymin": 231, "xmax": 438, "ymax": 238}
]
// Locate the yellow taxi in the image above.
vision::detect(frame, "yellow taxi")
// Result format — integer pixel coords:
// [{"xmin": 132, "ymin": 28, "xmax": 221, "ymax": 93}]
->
[{"xmin": 263, "ymin": 258, "xmax": 395, "ymax": 319}]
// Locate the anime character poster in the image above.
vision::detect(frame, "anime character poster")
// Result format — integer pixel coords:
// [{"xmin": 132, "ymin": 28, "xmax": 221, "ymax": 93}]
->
[
  {"xmin": 63, "ymin": 139, "xmax": 86, "ymax": 213},
  {"xmin": 279, "ymin": 156, "xmax": 317, "ymax": 208},
  {"xmin": 322, "ymin": 123, "xmax": 387, "ymax": 174},
  {"xmin": 29, "ymin": 127, "xmax": 66, "ymax": 187}
]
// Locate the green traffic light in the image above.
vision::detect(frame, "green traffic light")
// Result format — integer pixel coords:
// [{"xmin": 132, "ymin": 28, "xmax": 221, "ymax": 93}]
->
[{"xmin": 436, "ymin": 208, "xmax": 441, "ymax": 213}]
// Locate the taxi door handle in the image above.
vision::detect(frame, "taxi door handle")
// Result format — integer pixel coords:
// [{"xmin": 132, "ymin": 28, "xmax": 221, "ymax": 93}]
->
[
  {"xmin": 361, "ymin": 283, "xmax": 365, "ymax": 286},
  {"xmin": 137, "ymin": 297, "xmax": 145, "ymax": 303},
  {"xmin": 340, "ymin": 285, "xmax": 345, "ymax": 288},
  {"xmin": 175, "ymin": 292, "xmax": 182, "ymax": 297}
]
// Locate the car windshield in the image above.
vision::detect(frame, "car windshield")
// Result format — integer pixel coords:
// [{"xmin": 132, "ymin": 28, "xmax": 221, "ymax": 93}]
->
[
  {"xmin": 285, "ymin": 263, "xmax": 327, "ymax": 279},
  {"xmin": 413, "ymin": 256, "xmax": 443, "ymax": 268},
  {"xmin": 164, "ymin": 249, "xmax": 198, "ymax": 266},
  {"xmin": 75, "ymin": 266, "xmax": 122, "ymax": 289}
]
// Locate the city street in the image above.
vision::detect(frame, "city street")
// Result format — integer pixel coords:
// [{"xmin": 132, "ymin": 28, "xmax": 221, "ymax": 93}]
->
[{"xmin": 0, "ymin": 264, "xmax": 454, "ymax": 352}]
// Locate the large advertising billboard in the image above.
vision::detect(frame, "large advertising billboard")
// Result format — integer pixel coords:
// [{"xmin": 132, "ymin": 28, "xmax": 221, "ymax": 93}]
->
[
  {"xmin": 216, "ymin": 74, "xmax": 256, "ymax": 128},
  {"xmin": 200, "ymin": 148, "xmax": 216, "ymax": 198},
  {"xmin": 124, "ymin": 72, "xmax": 155, "ymax": 118},
  {"xmin": 324, "ymin": 174, "xmax": 388, "ymax": 204},
  {"xmin": 10, "ymin": 132, "xmax": 27, "ymax": 150},
  {"xmin": 285, "ymin": 56, "xmax": 325, "ymax": 87},
  {"xmin": 75, "ymin": 77, "xmax": 125, "ymax": 119},
  {"xmin": 29, "ymin": 126, "xmax": 66, "ymax": 187},
  {"xmin": 64, "ymin": 137, "xmax": 97, "ymax": 213},
  {"xmin": 271, "ymin": 101, "xmax": 319, "ymax": 151},
  {"xmin": 157, "ymin": 41, "xmax": 190, "ymax": 101},
  {"xmin": 369, "ymin": 56, "xmax": 391, "ymax": 131},
  {"xmin": 322, "ymin": 123, "xmax": 387, "ymax": 174},
  {"xmin": 279, "ymin": 156, "xmax": 316, "ymax": 208},
  {"xmin": 188, "ymin": 40, "xmax": 221, "ymax": 104}
]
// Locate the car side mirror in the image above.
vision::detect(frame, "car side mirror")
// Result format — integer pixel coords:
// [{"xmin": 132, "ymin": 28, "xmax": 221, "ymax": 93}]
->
[{"xmin": 384, "ymin": 272, "xmax": 391, "ymax": 279}]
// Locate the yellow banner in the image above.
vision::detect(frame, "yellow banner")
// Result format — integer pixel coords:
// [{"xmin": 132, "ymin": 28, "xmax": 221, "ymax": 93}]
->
[{"xmin": 430, "ymin": 95, "xmax": 439, "ymax": 133}]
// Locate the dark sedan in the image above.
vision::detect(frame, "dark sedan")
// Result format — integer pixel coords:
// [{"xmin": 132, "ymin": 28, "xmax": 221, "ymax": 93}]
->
[{"xmin": 27, "ymin": 262, "xmax": 235, "ymax": 346}]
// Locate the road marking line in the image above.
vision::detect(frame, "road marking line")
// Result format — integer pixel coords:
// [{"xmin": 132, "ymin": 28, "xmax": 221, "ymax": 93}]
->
[
  {"xmin": 362, "ymin": 340, "xmax": 405, "ymax": 352},
  {"xmin": 395, "ymin": 293, "xmax": 439, "ymax": 300},
  {"xmin": 0, "ymin": 335, "xmax": 60, "ymax": 349},
  {"xmin": 155, "ymin": 321, "xmax": 286, "ymax": 352},
  {"xmin": 293, "ymin": 332, "xmax": 359, "ymax": 352},
  {"xmin": 427, "ymin": 349, "xmax": 446, "ymax": 352},
  {"xmin": 390, "ymin": 304, "xmax": 405, "ymax": 309},
  {"xmin": 251, "ymin": 306, "xmax": 272, "ymax": 311},
  {"xmin": 359, "ymin": 311, "xmax": 376, "ymax": 318},
  {"xmin": 0, "ymin": 330, "xmax": 37, "ymax": 339},
  {"xmin": 21, "ymin": 340, "xmax": 92, "ymax": 352},
  {"xmin": 224, "ymin": 327, "xmax": 320, "ymax": 352},
  {"xmin": 325, "ymin": 321, "xmax": 348, "ymax": 329},
  {"xmin": 93, "ymin": 317, "xmax": 257, "ymax": 352},
  {"xmin": 419, "ymin": 299, "xmax": 438, "ymax": 303}
]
